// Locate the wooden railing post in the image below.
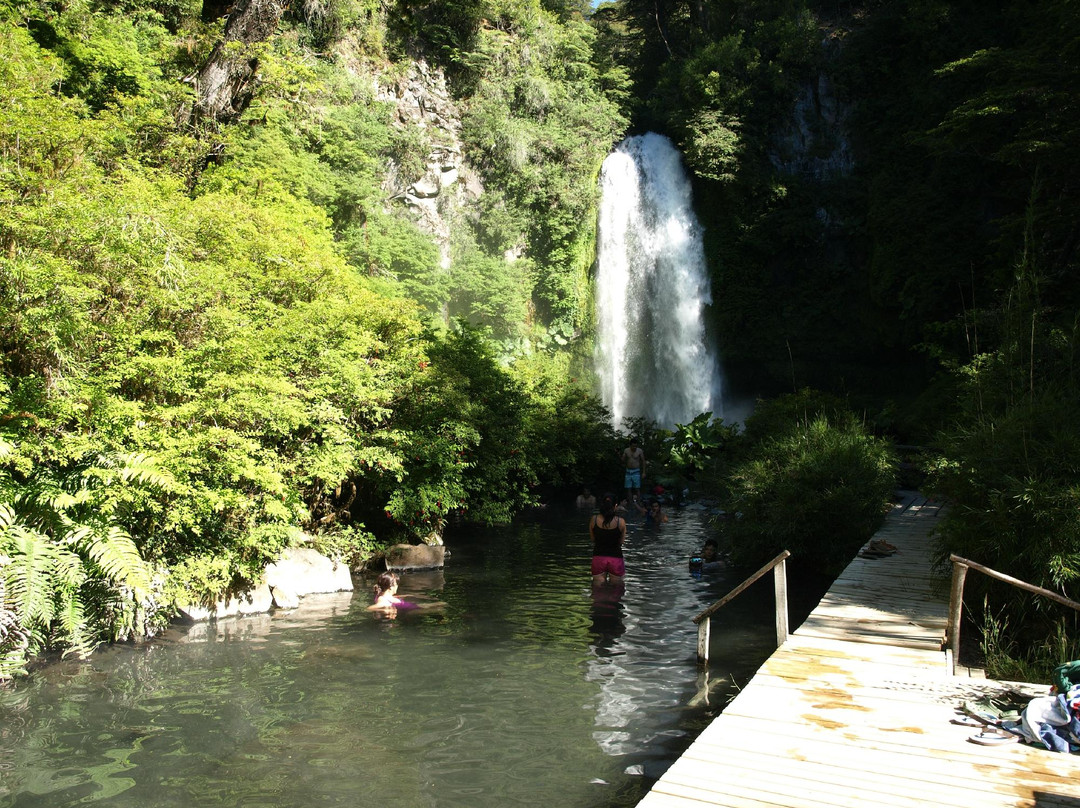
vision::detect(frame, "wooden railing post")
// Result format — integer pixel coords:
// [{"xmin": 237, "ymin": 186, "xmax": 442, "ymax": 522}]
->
[
  {"xmin": 946, "ymin": 554, "xmax": 1080, "ymax": 676},
  {"xmin": 947, "ymin": 559, "xmax": 968, "ymax": 676},
  {"xmin": 774, "ymin": 555, "xmax": 789, "ymax": 647},
  {"xmin": 694, "ymin": 550, "xmax": 791, "ymax": 664},
  {"xmin": 697, "ymin": 617, "xmax": 711, "ymax": 664}
]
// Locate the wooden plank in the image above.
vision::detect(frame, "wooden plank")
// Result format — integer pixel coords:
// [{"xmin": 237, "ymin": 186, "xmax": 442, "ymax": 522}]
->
[
  {"xmin": 671, "ymin": 743, "xmax": 1074, "ymax": 808},
  {"xmin": 700, "ymin": 712, "xmax": 1080, "ymax": 781},
  {"xmin": 636, "ymin": 501, "xmax": 1080, "ymax": 808}
]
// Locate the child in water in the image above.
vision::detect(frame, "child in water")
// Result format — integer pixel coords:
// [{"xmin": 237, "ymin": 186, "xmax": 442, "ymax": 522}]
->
[
  {"xmin": 367, "ymin": 571, "xmax": 416, "ymax": 611},
  {"xmin": 631, "ymin": 497, "xmax": 668, "ymax": 524},
  {"xmin": 689, "ymin": 540, "xmax": 726, "ymax": 574}
]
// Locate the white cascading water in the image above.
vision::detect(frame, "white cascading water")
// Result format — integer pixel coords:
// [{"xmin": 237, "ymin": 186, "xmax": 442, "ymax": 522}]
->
[{"xmin": 595, "ymin": 133, "xmax": 721, "ymax": 430}]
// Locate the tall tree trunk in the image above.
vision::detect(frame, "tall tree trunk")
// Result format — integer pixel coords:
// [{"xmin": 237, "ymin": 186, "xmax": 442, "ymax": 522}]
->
[{"xmin": 189, "ymin": 0, "xmax": 285, "ymax": 124}]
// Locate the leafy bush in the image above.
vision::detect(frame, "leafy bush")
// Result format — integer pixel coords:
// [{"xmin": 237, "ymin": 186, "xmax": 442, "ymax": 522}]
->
[
  {"xmin": 722, "ymin": 392, "xmax": 896, "ymax": 575},
  {"xmin": 509, "ymin": 351, "xmax": 619, "ymax": 493},
  {"xmin": 387, "ymin": 325, "xmax": 537, "ymax": 532},
  {"xmin": 664, "ymin": 412, "xmax": 739, "ymax": 488},
  {"xmin": 0, "ymin": 448, "xmax": 164, "ymax": 680},
  {"xmin": 309, "ymin": 522, "xmax": 383, "ymax": 569}
]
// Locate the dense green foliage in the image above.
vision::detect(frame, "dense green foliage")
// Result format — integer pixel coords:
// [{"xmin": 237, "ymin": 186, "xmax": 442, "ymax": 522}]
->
[
  {"xmin": 2, "ymin": 0, "xmax": 1078, "ymax": 683},
  {"xmin": 925, "ymin": 216, "xmax": 1080, "ymax": 673},
  {"xmin": 716, "ymin": 391, "xmax": 896, "ymax": 575},
  {"xmin": 598, "ymin": 0, "xmax": 1080, "ymax": 676},
  {"xmin": 0, "ymin": 0, "xmax": 626, "ymax": 677}
]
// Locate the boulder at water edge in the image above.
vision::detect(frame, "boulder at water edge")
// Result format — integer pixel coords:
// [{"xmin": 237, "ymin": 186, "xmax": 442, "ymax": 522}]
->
[
  {"xmin": 264, "ymin": 547, "xmax": 354, "ymax": 607},
  {"xmin": 176, "ymin": 583, "xmax": 274, "ymax": 622},
  {"xmin": 385, "ymin": 543, "xmax": 445, "ymax": 570},
  {"xmin": 177, "ymin": 547, "xmax": 353, "ymax": 622}
]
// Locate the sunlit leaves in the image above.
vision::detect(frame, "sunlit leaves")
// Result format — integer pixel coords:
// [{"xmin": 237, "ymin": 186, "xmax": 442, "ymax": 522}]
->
[{"xmin": 723, "ymin": 391, "xmax": 896, "ymax": 575}]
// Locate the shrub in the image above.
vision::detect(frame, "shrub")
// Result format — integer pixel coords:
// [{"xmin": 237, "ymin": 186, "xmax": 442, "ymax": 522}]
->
[{"xmin": 722, "ymin": 392, "xmax": 896, "ymax": 575}]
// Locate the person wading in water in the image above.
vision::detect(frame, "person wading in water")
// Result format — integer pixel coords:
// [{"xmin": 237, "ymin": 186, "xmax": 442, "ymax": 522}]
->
[{"xmin": 590, "ymin": 494, "xmax": 627, "ymax": 585}]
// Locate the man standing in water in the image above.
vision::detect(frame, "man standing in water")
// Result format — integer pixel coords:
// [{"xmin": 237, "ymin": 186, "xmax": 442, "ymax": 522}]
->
[{"xmin": 621, "ymin": 438, "xmax": 646, "ymax": 505}]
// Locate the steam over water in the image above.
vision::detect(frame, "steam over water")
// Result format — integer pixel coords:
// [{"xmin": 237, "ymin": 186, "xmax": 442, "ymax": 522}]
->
[{"xmin": 595, "ymin": 133, "xmax": 721, "ymax": 430}]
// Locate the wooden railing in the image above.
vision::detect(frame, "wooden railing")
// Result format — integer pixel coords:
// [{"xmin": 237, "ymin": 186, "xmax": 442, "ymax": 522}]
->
[
  {"xmin": 693, "ymin": 550, "xmax": 790, "ymax": 663},
  {"xmin": 947, "ymin": 554, "xmax": 1080, "ymax": 674}
]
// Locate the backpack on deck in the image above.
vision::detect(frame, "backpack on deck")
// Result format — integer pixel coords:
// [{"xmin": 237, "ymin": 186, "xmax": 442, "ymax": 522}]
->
[{"xmin": 1052, "ymin": 660, "xmax": 1080, "ymax": 694}]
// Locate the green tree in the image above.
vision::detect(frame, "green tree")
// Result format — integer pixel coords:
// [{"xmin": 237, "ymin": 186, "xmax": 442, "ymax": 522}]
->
[{"xmin": 722, "ymin": 391, "xmax": 896, "ymax": 575}]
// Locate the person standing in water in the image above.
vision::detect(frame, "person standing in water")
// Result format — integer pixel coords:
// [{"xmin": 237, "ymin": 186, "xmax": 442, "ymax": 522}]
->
[
  {"xmin": 590, "ymin": 493, "xmax": 627, "ymax": 585},
  {"xmin": 621, "ymin": 438, "xmax": 646, "ymax": 505},
  {"xmin": 576, "ymin": 487, "xmax": 597, "ymax": 509}
]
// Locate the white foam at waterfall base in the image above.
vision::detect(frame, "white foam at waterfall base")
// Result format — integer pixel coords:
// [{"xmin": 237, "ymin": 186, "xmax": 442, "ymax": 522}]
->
[{"xmin": 595, "ymin": 132, "xmax": 722, "ymax": 431}]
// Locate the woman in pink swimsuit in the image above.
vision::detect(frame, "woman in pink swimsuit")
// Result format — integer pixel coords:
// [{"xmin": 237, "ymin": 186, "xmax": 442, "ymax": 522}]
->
[{"xmin": 590, "ymin": 494, "xmax": 627, "ymax": 585}]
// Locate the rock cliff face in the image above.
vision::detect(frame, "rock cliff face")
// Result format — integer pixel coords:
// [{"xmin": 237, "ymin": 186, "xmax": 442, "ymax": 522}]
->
[
  {"xmin": 768, "ymin": 34, "xmax": 853, "ymax": 238},
  {"xmin": 373, "ymin": 60, "xmax": 482, "ymax": 268},
  {"xmin": 770, "ymin": 67, "xmax": 853, "ymax": 181},
  {"xmin": 770, "ymin": 29, "xmax": 853, "ymax": 184}
]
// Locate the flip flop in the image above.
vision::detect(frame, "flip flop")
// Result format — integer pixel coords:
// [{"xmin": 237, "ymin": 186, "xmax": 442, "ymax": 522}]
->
[
  {"xmin": 963, "ymin": 698, "xmax": 1026, "ymax": 725},
  {"xmin": 951, "ymin": 715, "xmax": 982, "ymax": 727},
  {"xmin": 961, "ymin": 708, "xmax": 1001, "ymax": 726},
  {"xmin": 969, "ymin": 729, "xmax": 1020, "ymax": 745}
]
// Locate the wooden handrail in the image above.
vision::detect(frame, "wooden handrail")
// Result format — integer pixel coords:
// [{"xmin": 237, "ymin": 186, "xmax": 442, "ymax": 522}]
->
[
  {"xmin": 947, "ymin": 554, "xmax": 1080, "ymax": 675},
  {"xmin": 694, "ymin": 550, "xmax": 791, "ymax": 663}
]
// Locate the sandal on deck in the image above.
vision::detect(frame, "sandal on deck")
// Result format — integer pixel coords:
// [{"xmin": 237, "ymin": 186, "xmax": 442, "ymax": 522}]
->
[
  {"xmin": 859, "ymin": 540, "xmax": 898, "ymax": 558},
  {"xmin": 867, "ymin": 540, "xmax": 898, "ymax": 554},
  {"xmin": 951, "ymin": 714, "xmax": 983, "ymax": 727},
  {"xmin": 968, "ymin": 728, "xmax": 1020, "ymax": 745}
]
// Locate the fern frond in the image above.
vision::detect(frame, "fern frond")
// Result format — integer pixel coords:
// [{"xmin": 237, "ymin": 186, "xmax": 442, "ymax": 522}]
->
[
  {"xmin": 52, "ymin": 553, "xmax": 95, "ymax": 660},
  {"xmin": 75, "ymin": 525, "xmax": 151, "ymax": 597},
  {"xmin": 0, "ymin": 502, "xmax": 15, "ymax": 531},
  {"xmin": 0, "ymin": 648, "xmax": 28, "ymax": 680},
  {"xmin": 50, "ymin": 546, "xmax": 92, "ymax": 652},
  {"xmin": 41, "ymin": 489, "xmax": 89, "ymax": 513},
  {"xmin": 0, "ymin": 448, "xmax": 168, "ymax": 667},
  {"xmin": 3, "ymin": 526, "xmax": 60, "ymax": 629},
  {"xmin": 116, "ymin": 452, "xmax": 174, "ymax": 489}
]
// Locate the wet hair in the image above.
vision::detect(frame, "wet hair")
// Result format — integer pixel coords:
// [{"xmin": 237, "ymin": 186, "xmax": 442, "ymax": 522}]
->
[
  {"xmin": 599, "ymin": 493, "xmax": 618, "ymax": 522},
  {"xmin": 703, "ymin": 539, "xmax": 718, "ymax": 551},
  {"xmin": 373, "ymin": 571, "xmax": 399, "ymax": 598}
]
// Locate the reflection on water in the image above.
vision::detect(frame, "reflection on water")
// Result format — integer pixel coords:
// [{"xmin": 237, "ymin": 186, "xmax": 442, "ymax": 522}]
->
[{"xmin": 0, "ymin": 507, "xmax": 819, "ymax": 808}]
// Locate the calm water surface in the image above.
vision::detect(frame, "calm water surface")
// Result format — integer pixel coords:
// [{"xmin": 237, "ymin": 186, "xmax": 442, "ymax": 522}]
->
[{"xmin": 0, "ymin": 506, "xmax": 822, "ymax": 808}]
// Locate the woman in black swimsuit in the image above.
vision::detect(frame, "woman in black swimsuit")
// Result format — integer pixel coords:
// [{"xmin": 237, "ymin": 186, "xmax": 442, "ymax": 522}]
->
[{"xmin": 590, "ymin": 494, "xmax": 627, "ymax": 585}]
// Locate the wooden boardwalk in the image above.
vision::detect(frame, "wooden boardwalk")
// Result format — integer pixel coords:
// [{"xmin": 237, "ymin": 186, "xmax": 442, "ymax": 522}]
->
[{"xmin": 638, "ymin": 495, "xmax": 1080, "ymax": 808}]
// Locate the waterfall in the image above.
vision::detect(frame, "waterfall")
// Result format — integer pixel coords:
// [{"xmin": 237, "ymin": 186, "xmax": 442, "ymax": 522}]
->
[{"xmin": 595, "ymin": 133, "xmax": 721, "ymax": 431}]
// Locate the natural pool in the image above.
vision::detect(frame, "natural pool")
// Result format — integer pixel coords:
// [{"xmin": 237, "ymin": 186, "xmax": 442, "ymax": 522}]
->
[{"xmin": 0, "ymin": 506, "xmax": 824, "ymax": 808}]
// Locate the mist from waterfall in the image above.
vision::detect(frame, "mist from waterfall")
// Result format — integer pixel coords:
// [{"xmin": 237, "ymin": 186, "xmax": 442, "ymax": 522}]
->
[{"xmin": 595, "ymin": 133, "xmax": 721, "ymax": 431}]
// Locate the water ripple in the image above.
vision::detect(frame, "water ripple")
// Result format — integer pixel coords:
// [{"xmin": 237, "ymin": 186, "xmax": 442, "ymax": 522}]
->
[{"xmin": 0, "ymin": 509, "xmax": 790, "ymax": 808}]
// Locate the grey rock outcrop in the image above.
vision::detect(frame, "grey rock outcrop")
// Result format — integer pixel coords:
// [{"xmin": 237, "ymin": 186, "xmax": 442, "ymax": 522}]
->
[
  {"xmin": 384, "ymin": 543, "xmax": 446, "ymax": 570},
  {"xmin": 770, "ymin": 34, "xmax": 853, "ymax": 182},
  {"xmin": 176, "ymin": 547, "xmax": 353, "ymax": 623},
  {"xmin": 374, "ymin": 59, "xmax": 482, "ymax": 268},
  {"xmin": 770, "ymin": 69, "xmax": 853, "ymax": 180}
]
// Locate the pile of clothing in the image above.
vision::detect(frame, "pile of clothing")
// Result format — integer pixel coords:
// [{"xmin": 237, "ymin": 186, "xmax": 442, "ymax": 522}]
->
[
  {"xmin": 1015, "ymin": 686, "xmax": 1080, "ymax": 751},
  {"xmin": 960, "ymin": 661, "xmax": 1080, "ymax": 752}
]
